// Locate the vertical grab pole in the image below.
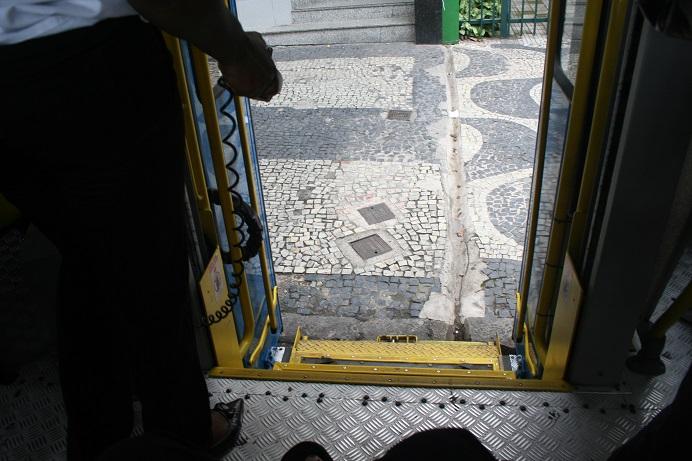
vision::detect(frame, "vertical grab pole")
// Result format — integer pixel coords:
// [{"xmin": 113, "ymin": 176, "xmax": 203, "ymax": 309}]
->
[
  {"xmin": 532, "ymin": 0, "xmax": 605, "ymax": 354},
  {"xmin": 164, "ymin": 35, "xmax": 245, "ymax": 367},
  {"xmin": 233, "ymin": 98, "xmax": 280, "ymax": 333},
  {"xmin": 515, "ymin": 0, "xmax": 562, "ymax": 344},
  {"xmin": 189, "ymin": 48, "xmax": 256, "ymax": 359},
  {"xmin": 163, "ymin": 36, "xmax": 218, "ymax": 244}
]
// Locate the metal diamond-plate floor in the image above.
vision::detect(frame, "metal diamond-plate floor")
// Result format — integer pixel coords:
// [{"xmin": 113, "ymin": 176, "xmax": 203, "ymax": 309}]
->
[
  {"xmin": 2, "ymin": 252, "xmax": 691, "ymax": 461},
  {"xmin": 2, "ymin": 318, "xmax": 690, "ymax": 461}
]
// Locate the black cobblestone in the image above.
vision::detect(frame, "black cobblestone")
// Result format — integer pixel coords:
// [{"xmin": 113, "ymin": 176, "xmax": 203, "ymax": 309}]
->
[
  {"xmin": 481, "ymin": 258, "xmax": 522, "ymax": 317},
  {"xmin": 455, "ymin": 47, "xmax": 510, "ymax": 78},
  {"xmin": 462, "ymin": 118, "xmax": 535, "ymax": 181},
  {"xmin": 277, "ymin": 274, "xmax": 441, "ymax": 321},
  {"xmin": 471, "ymin": 78, "xmax": 542, "ymax": 119},
  {"xmin": 252, "ymin": 43, "xmax": 445, "ymax": 164},
  {"xmin": 487, "ymin": 177, "xmax": 531, "ymax": 244}
]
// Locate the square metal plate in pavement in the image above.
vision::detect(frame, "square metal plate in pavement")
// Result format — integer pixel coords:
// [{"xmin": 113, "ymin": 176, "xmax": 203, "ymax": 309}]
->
[
  {"xmin": 357, "ymin": 203, "xmax": 396, "ymax": 225},
  {"xmin": 349, "ymin": 234, "xmax": 393, "ymax": 260}
]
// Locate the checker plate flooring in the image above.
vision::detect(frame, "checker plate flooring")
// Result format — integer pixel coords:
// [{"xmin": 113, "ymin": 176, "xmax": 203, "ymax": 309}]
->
[{"xmin": 1, "ymin": 251, "xmax": 691, "ymax": 460}]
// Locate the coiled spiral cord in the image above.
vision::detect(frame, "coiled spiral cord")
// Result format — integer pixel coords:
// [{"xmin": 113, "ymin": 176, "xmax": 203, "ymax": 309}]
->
[{"xmin": 202, "ymin": 84, "xmax": 264, "ymax": 327}]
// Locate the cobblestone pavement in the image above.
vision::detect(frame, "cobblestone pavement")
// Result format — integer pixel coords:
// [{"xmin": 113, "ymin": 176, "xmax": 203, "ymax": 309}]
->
[
  {"xmin": 453, "ymin": 37, "xmax": 546, "ymax": 333},
  {"xmin": 247, "ymin": 37, "xmax": 546, "ymax": 342},
  {"xmin": 251, "ymin": 43, "xmax": 455, "ymax": 340}
]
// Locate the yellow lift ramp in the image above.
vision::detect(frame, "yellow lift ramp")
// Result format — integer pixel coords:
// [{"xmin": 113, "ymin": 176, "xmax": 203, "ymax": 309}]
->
[{"xmin": 269, "ymin": 328, "xmax": 516, "ymax": 387}]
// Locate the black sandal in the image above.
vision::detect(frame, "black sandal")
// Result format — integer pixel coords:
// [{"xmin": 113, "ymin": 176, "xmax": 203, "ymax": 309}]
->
[{"xmin": 208, "ymin": 399, "xmax": 244, "ymax": 459}]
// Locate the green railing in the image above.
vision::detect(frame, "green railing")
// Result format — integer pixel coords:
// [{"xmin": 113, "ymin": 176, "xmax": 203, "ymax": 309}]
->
[{"xmin": 460, "ymin": 0, "xmax": 549, "ymax": 38}]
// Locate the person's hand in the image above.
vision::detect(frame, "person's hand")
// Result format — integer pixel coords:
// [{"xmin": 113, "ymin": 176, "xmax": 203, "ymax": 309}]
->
[{"xmin": 218, "ymin": 32, "xmax": 282, "ymax": 102}]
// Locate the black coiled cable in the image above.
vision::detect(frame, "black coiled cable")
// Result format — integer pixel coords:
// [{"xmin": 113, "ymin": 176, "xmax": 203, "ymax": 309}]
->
[{"xmin": 202, "ymin": 84, "xmax": 263, "ymax": 327}]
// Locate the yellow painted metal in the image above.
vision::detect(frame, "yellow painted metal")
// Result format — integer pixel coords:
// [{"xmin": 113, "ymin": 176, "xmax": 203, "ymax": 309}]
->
[
  {"xmin": 209, "ymin": 366, "xmax": 571, "ymax": 391},
  {"xmin": 291, "ymin": 326, "xmax": 303, "ymax": 361},
  {"xmin": 515, "ymin": 0, "xmax": 562, "ymax": 345},
  {"xmin": 290, "ymin": 337, "xmax": 502, "ymax": 370},
  {"xmin": 248, "ymin": 314, "xmax": 272, "ymax": 366},
  {"xmin": 543, "ymin": 255, "xmax": 584, "ymax": 380},
  {"xmin": 163, "ymin": 35, "xmax": 218, "ymax": 244},
  {"xmin": 163, "ymin": 0, "xmax": 601, "ymax": 390},
  {"xmin": 0, "ymin": 194, "xmax": 20, "ymax": 228},
  {"xmin": 515, "ymin": 292, "xmax": 523, "ymax": 336},
  {"xmin": 275, "ymin": 362, "xmax": 512, "ymax": 379},
  {"xmin": 533, "ymin": 0, "xmax": 606, "ymax": 352},
  {"xmin": 539, "ymin": 1, "xmax": 630, "ymax": 381},
  {"xmin": 495, "ymin": 334, "xmax": 504, "ymax": 371},
  {"xmin": 523, "ymin": 325, "xmax": 538, "ymax": 377},
  {"xmin": 232, "ymin": 97, "xmax": 279, "ymax": 333},
  {"xmin": 566, "ymin": 0, "xmax": 630, "ymax": 266},
  {"xmin": 199, "ymin": 248, "xmax": 242, "ymax": 367},
  {"xmin": 189, "ymin": 48, "xmax": 256, "ymax": 360}
]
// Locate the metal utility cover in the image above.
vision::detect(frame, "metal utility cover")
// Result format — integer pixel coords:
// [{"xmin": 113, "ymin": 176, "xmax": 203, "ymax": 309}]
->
[
  {"xmin": 349, "ymin": 234, "xmax": 392, "ymax": 260},
  {"xmin": 358, "ymin": 203, "xmax": 396, "ymax": 225},
  {"xmin": 387, "ymin": 110, "xmax": 413, "ymax": 121}
]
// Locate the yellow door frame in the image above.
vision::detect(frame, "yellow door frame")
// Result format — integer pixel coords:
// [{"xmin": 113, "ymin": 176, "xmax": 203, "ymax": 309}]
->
[{"xmin": 164, "ymin": 0, "xmax": 630, "ymax": 391}]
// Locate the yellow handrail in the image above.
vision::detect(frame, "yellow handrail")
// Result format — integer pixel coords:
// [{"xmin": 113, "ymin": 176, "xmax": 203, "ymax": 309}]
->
[
  {"xmin": 248, "ymin": 314, "xmax": 272, "ymax": 366},
  {"xmin": 189, "ymin": 48, "xmax": 256, "ymax": 359},
  {"xmin": 515, "ymin": 0, "xmax": 562, "ymax": 346},
  {"xmin": 533, "ymin": 0, "xmax": 606, "ymax": 353},
  {"xmin": 163, "ymin": 36, "xmax": 218, "ymax": 244}
]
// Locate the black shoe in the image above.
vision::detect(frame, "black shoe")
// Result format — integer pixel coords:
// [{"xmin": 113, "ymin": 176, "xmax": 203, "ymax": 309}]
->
[
  {"xmin": 282, "ymin": 441, "xmax": 333, "ymax": 461},
  {"xmin": 209, "ymin": 399, "xmax": 244, "ymax": 459}
]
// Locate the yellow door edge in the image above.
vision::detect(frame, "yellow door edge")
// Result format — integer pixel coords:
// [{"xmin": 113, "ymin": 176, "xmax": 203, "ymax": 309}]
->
[{"xmin": 208, "ymin": 367, "xmax": 571, "ymax": 391}]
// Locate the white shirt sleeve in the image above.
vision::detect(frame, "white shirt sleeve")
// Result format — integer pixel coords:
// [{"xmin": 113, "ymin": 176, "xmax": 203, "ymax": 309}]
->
[{"xmin": 0, "ymin": 0, "xmax": 137, "ymax": 44}]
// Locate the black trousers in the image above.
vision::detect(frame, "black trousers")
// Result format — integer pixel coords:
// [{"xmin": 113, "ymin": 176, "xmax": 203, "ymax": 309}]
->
[{"xmin": 0, "ymin": 17, "xmax": 211, "ymax": 460}]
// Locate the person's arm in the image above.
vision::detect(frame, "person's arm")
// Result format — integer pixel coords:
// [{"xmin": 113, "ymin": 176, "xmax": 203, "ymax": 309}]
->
[{"xmin": 127, "ymin": 0, "xmax": 280, "ymax": 101}]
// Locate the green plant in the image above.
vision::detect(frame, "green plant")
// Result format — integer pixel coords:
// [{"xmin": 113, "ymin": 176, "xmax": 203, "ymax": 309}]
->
[{"xmin": 459, "ymin": 0, "xmax": 502, "ymax": 38}]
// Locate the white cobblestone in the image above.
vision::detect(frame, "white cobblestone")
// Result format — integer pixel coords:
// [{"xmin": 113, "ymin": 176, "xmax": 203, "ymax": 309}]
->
[{"xmin": 256, "ymin": 57, "xmax": 414, "ymax": 110}]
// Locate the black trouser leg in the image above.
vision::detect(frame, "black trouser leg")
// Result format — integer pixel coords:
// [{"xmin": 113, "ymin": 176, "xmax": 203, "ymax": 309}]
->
[{"xmin": 0, "ymin": 17, "xmax": 211, "ymax": 460}]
